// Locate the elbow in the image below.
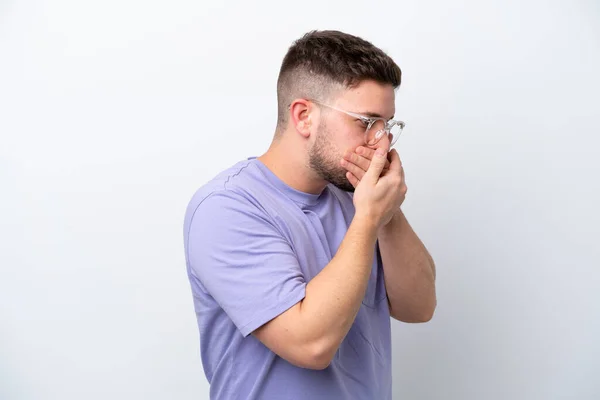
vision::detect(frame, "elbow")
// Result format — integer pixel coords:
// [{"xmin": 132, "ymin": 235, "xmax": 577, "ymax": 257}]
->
[
  {"xmin": 418, "ymin": 299, "xmax": 437, "ymax": 322},
  {"xmin": 418, "ymin": 305, "xmax": 436, "ymax": 322},
  {"xmin": 304, "ymin": 354, "xmax": 333, "ymax": 371},
  {"xmin": 295, "ymin": 337, "xmax": 337, "ymax": 370},
  {"xmin": 391, "ymin": 298, "xmax": 437, "ymax": 323},
  {"xmin": 391, "ymin": 310, "xmax": 433, "ymax": 323},
  {"xmin": 305, "ymin": 340, "xmax": 336, "ymax": 370}
]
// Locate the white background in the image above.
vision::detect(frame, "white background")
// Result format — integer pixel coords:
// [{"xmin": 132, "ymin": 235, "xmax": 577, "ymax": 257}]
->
[{"xmin": 1, "ymin": 1, "xmax": 599, "ymax": 399}]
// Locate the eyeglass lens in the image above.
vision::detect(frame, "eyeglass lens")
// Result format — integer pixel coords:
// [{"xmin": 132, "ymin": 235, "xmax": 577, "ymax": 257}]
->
[{"xmin": 365, "ymin": 120, "xmax": 403, "ymax": 146}]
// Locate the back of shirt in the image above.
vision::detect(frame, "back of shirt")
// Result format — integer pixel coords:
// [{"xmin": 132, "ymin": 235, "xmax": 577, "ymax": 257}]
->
[{"xmin": 183, "ymin": 157, "xmax": 392, "ymax": 400}]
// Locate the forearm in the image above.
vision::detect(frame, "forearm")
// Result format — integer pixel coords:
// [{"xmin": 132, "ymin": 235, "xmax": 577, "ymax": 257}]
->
[{"xmin": 378, "ymin": 209, "xmax": 436, "ymax": 322}]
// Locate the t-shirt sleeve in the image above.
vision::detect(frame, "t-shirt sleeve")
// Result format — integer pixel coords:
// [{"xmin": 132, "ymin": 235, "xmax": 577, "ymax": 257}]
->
[{"xmin": 186, "ymin": 190, "xmax": 306, "ymax": 337}]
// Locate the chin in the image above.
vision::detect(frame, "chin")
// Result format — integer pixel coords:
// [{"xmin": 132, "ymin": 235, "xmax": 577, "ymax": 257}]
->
[{"xmin": 330, "ymin": 179, "xmax": 355, "ymax": 193}]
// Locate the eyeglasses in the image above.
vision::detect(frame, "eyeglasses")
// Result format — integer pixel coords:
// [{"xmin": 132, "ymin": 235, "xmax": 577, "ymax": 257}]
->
[{"xmin": 310, "ymin": 100, "xmax": 405, "ymax": 147}]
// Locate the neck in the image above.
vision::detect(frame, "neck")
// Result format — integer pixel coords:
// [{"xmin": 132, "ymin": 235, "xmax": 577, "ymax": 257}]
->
[{"xmin": 257, "ymin": 132, "xmax": 327, "ymax": 195}]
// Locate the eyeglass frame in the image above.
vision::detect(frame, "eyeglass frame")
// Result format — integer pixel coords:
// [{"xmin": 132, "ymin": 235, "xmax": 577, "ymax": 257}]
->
[{"xmin": 308, "ymin": 99, "xmax": 406, "ymax": 147}]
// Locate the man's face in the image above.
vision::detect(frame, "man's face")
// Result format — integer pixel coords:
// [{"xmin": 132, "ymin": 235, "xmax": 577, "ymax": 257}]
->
[{"xmin": 308, "ymin": 79, "xmax": 396, "ymax": 192}]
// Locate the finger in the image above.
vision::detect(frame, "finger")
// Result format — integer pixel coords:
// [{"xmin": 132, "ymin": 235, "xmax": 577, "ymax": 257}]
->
[
  {"xmin": 346, "ymin": 171, "xmax": 359, "ymax": 188},
  {"xmin": 340, "ymin": 158, "xmax": 366, "ymax": 181},
  {"xmin": 387, "ymin": 149, "xmax": 402, "ymax": 172},
  {"xmin": 363, "ymin": 147, "xmax": 388, "ymax": 184},
  {"xmin": 344, "ymin": 149, "xmax": 390, "ymax": 175},
  {"xmin": 356, "ymin": 146, "xmax": 391, "ymax": 170},
  {"xmin": 343, "ymin": 149, "xmax": 370, "ymax": 172}
]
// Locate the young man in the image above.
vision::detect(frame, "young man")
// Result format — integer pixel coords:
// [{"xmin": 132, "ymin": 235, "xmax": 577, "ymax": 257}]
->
[{"xmin": 183, "ymin": 30, "xmax": 436, "ymax": 399}]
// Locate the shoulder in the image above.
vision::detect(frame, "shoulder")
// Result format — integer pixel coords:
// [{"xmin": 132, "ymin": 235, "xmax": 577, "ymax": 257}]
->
[{"xmin": 183, "ymin": 159, "xmax": 274, "ymax": 239}]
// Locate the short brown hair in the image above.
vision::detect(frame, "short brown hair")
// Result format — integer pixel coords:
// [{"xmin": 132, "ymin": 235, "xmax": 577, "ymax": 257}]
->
[{"xmin": 276, "ymin": 30, "xmax": 402, "ymax": 130}]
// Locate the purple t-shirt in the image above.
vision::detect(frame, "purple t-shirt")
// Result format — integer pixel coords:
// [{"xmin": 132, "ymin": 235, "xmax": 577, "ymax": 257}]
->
[{"xmin": 183, "ymin": 157, "xmax": 392, "ymax": 399}]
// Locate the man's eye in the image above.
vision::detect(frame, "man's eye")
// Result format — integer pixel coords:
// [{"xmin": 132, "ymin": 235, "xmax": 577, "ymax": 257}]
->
[{"xmin": 357, "ymin": 119, "xmax": 369, "ymax": 128}]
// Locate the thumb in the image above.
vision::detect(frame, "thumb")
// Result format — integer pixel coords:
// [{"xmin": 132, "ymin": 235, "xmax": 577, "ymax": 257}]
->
[{"xmin": 363, "ymin": 148, "xmax": 388, "ymax": 184}]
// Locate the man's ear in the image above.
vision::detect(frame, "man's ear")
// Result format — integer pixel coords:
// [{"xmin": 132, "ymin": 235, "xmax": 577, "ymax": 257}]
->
[{"xmin": 289, "ymin": 99, "xmax": 314, "ymax": 138}]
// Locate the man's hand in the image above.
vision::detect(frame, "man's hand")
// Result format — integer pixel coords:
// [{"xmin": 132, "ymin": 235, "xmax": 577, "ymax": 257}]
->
[
  {"xmin": 348, "ymin": 146, "xmax": 407, "ymax": 229},
  {"xmin": 341, "ymin": 146, "xmax": 390, "ymax": 185}
]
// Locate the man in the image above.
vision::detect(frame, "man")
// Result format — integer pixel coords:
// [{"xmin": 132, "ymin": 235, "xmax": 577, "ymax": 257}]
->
[{"xmin": 183, "ymin": 30, "xmax": 436, "ymax": 399}]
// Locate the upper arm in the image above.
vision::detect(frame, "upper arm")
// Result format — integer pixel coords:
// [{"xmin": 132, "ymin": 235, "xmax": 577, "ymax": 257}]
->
[
  {"xmin": 187, "ymin": 191, "xmax": 307, "ymax": 337},
  {"xmin": 187, "ymin": 191, "xmax": 331, "ymax": 368}
]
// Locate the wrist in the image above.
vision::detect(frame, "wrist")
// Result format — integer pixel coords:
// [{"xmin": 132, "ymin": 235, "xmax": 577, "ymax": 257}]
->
[
  {"xmin": 352, "ymin": 212, "xmax": 380, "ymax": 238},
  {"xmin": 378, "ymin": 208, "xmax": 402, "ymax": 235}
]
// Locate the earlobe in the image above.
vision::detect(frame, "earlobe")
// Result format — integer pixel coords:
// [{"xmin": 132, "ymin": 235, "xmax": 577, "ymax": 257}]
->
[
  {"xmin": 301, "ymin": 116, "xmax": 313, "ymax": 138},
  {"xmin": 298, "ymin": 120, "xmax": 311, "ymax": 138}
]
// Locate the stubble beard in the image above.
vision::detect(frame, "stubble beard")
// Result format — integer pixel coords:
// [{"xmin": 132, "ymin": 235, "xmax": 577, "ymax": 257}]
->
[{"xmin": 308, "ymin": 125, "xmax": 355, "ymax": 193}]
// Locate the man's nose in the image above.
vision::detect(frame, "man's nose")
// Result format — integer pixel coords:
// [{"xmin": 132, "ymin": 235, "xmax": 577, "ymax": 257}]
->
[
  {"xmin": 365, "ymin": 131, "xmax": 391, "ymax": 152},
  {"xmin": 375, "ymin": 131, "xmax": 392, "ymax": 151}
]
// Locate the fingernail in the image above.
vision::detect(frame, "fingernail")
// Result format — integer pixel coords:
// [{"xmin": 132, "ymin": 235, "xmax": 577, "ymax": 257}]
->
[{"xmin": 376, "ymin": 148, "xmax": 386, "ymax": 157}]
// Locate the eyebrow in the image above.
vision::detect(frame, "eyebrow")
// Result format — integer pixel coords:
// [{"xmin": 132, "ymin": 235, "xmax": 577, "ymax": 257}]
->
[{"xmin": 360, "ymin": 111, "xmax": 395, "ymax": 120}]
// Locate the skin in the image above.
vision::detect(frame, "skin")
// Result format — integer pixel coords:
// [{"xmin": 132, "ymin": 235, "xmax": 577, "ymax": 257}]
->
[
  {"xmin": 342, "ymin": 146, "xmax": 437, "ymax": 322},
  {"xmin": 255, "ymin": 79, "xmax": 436, "ymax": 370}
]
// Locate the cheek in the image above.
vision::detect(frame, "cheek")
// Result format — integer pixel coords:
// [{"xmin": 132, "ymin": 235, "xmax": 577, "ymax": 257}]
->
[{"xmin": 331, "ymin": 121, "xmax": 364, "ymax": 150}]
